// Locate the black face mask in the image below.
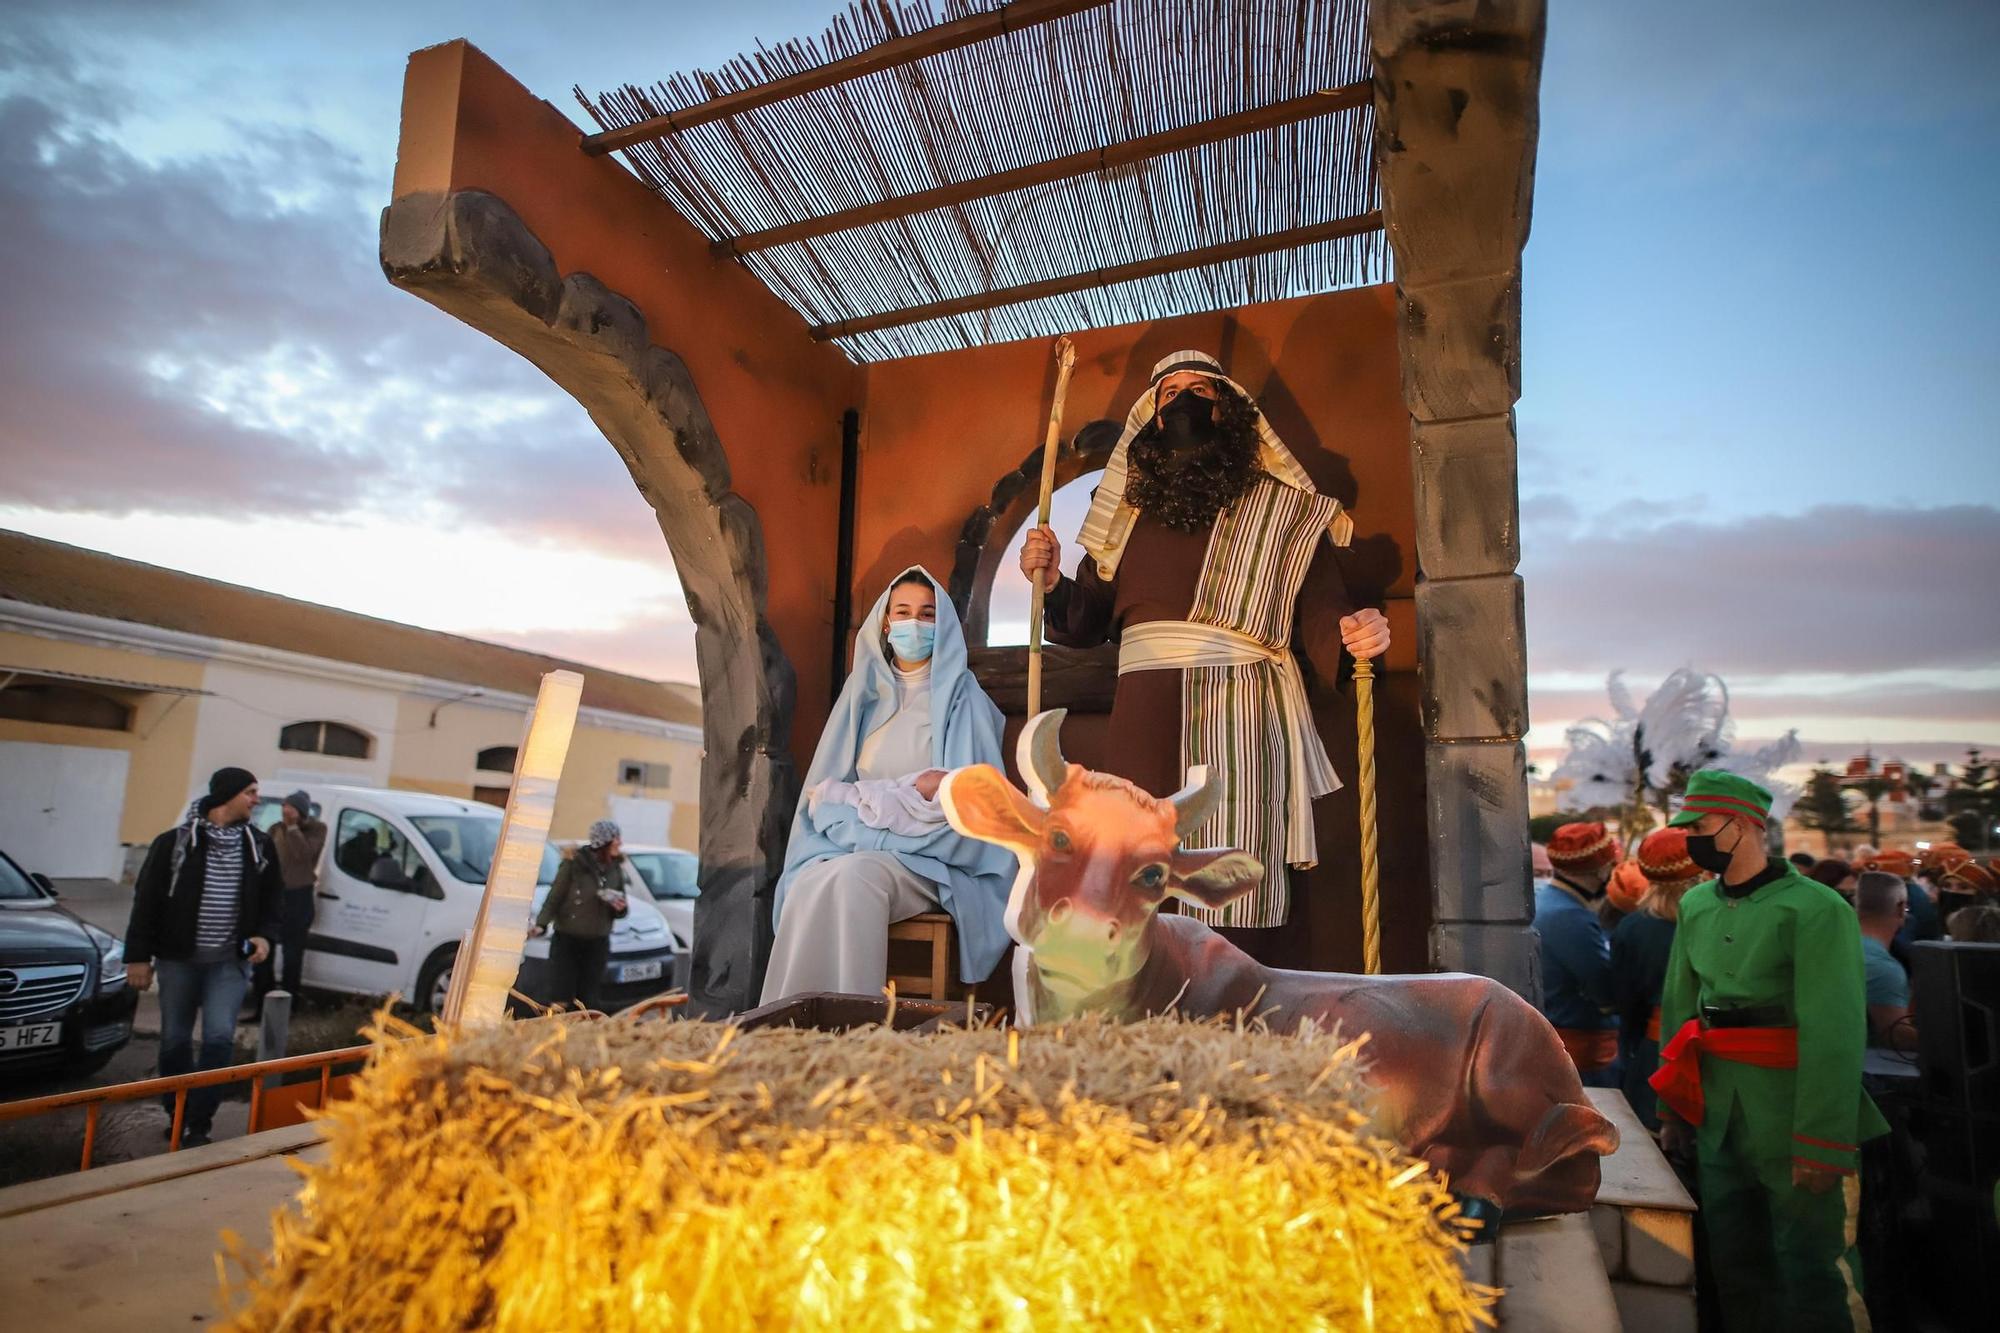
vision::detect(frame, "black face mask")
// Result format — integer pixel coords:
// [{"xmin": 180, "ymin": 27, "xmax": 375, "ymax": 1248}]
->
[
  {"xmin": 1685, "ymin": 830, "xmax": 1735, "ymax": 875},
  {"xmin": 1152, "ymin": 390, "xmax": 1218, "ymax": 458}
]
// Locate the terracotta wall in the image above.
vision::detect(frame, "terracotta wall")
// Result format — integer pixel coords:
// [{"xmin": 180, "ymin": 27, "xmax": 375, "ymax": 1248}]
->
[
  {"xmin": 852, "ymin": 287, "xmax": 1430, "ymax": 972},
  {"xmin": 392, "ymin": 42, "xmax": 864, "ymax": 754}
]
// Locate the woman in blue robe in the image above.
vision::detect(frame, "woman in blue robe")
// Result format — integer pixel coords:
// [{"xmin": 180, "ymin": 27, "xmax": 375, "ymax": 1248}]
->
[{"xmin": 760, "ymin": 567, "xmax": 1015, "ymax": 1003}]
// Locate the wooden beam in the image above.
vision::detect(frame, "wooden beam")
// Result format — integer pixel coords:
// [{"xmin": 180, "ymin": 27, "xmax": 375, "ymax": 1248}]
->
[
  {"xmin": 808, "ymin": 210, "xmax": 1385, "ymax": 341},
  {"xmin": 581, "ymin": 0, "xmax": 1112, "ymax": 154},
  {"xmin": 716, "ymin": 84, "xmax": 1371, "ymax": 257}
]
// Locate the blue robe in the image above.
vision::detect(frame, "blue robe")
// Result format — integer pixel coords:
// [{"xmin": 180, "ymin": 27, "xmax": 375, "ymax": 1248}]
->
[{"xmin": 772, "ymin": 566, "xmax": 1016, "ymax": 983}]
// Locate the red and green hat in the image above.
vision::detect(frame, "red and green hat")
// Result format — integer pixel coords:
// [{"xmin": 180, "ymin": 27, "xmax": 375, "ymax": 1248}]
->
[{"xmin": 1669, "ymin": 770, "xmax": 1773, "ymax": 829}]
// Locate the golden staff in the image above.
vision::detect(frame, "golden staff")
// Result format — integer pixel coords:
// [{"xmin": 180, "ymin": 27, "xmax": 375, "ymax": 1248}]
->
[
  {"xmin": 1027, "ymin": 334, "xmax": 1078, "ymax": 717},
  {"xmin": 1355, "ymin": 654, "xmax": 1382, "ymax": 975}
]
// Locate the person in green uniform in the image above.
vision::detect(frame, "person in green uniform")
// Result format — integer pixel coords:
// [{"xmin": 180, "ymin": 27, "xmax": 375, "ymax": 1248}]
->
[{"xmin": 1652, "ymin": 770, "xmax": 1887, "ymax": 1333}]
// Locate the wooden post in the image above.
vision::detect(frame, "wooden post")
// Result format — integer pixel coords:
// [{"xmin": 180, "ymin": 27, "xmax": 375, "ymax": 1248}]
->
[
  {"xmin": 1355, "ymin": 656, "xmax": 1382, "ymax": 974},
  {"xmin": 445, "ymin": 670, "xmax": 584, "ymax": 1026},
  {"xmin": 1026, "ymin": 335, "xmax": 1077, "ymax": 718}
]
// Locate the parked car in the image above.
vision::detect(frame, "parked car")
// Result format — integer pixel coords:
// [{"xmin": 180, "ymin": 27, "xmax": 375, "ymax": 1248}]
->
[
  {"xmin": 554, "ymin": 841, "xmax": 698, "ymax": 989},
  {"xmin": 0, "ymin": 847, "xmax": 137, "ymax": 1078},
  {"xmin": 250, "ymin": 787, "xmax": 676, "ymax": 1014}
]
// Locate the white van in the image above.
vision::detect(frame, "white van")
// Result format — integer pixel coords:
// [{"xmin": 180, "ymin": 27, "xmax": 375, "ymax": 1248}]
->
[{"xmin": 250, "ymin": 786, "xmax": 677, "ymax": 1014}]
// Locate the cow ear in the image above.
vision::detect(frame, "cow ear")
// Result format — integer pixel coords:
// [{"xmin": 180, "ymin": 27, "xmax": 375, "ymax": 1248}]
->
[
  {"xmin": 941, "ymin": 764, "xmax": 1046, "ymax": 853},
  {"xmin": 1168, "ymin": 848, "xmax": 1265, "ymax": 909}
]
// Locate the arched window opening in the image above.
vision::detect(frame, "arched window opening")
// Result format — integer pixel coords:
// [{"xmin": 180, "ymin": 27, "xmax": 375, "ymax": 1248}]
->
[
  {"xmin": 279, "ymin": 719, "xmax": 373, "ymax": 759},
  {"xmin": 0, "ymin": 681, "xmax": 132, "ymax": 731},
  {"xmin": 984, "ymin": 469, "xmax": 1103, "ymax": 646},
  {"xmin": 475, "ymin": 745, "xmax": 518, "ymax": 773}
]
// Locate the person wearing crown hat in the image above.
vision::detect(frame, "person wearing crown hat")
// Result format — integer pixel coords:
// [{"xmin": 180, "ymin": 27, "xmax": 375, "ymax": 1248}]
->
[
  {"xmin": 1534, "ymin": 821, "xmax": 1622, "ymax": 1086},
  {"xmin": 1653, "ymin": 769, "xmax": 1886, "ymax": 1331},
  {"xmin": 1609, "ymin": 828, "xmax": 1712, "ymax": 1130},
  {"xmin": 1018, "ymin": 350, "xmax": 1390, "ymax": 957},
  {"xmin": 1855, "ymin": 849, "xmax": 1942, "ymax": 965}
]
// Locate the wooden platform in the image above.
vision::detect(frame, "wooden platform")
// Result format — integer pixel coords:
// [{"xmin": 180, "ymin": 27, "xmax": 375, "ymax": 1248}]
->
[{"xmin": 0, "ymin": 1122, "xmax": 325, "ymax": 1329}]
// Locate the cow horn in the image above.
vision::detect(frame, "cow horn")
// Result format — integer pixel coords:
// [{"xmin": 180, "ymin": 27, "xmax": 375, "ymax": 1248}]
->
[
  {"xmin": 1168, "ymin": 764, "xmax": 1220, "ymax": 842},
  {"xmin": 1017, "ymin": 709, "xmax": 1070, "ymax": 803}
]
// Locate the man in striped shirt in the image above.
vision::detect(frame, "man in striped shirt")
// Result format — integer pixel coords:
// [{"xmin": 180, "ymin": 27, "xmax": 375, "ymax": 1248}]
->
[{"xmin": 126, "ymin": 766, "xmax": 283, "ymax": 1147}]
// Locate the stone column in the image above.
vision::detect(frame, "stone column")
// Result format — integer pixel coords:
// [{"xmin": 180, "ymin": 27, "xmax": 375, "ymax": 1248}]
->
[{"xmin": 1371, "ymin": 0, "xmax": 1547, "ymax": 998}]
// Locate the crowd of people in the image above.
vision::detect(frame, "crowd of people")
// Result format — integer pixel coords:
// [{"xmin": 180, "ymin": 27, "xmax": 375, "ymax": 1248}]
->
[{"xmin": 1535, "ymin": 776, "xmax": 2000, "ymax": 1331}]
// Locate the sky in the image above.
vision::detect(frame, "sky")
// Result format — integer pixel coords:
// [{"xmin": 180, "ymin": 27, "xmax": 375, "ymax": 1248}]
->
[{"xmin": 1, "ymin": 0, "xmax": 1995, "ymax": 776}]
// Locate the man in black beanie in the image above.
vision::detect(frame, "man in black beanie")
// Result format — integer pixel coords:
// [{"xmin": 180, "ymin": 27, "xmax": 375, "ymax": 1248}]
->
[{"xmin": 125, "ymin": 766, "xmax": 282, "ymax": 1146}]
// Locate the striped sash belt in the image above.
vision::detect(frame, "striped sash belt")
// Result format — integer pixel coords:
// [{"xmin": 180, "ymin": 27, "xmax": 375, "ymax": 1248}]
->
[{"xmin": 1118, "ymin": 620, "xmax": 1339, "ymax": 867}]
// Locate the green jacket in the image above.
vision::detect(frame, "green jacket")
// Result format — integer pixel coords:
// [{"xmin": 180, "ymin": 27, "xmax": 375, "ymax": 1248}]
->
[
  {"xmin": 1659, "ymin": 859, "xmax": 1889, "ymax": 1175},
  {"xmin": 535, "ymin": 847, "xmax": 627, "ymax": 939}
]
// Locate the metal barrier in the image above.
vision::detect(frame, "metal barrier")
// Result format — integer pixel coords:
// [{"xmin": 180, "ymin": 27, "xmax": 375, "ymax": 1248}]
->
[{"xmin": 0, "ymin": 1045, "xmax": 372, "ymax": 1172}]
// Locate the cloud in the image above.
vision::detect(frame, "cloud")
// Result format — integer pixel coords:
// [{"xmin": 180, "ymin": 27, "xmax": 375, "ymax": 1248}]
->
[{"xmin": 1523, "ymin": 503, "xmax": 2000, "ymax": 678}]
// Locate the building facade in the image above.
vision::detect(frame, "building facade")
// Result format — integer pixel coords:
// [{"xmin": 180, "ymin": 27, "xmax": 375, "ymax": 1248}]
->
[{"xmin": 0, "ymin": 532, "xmax": 700, "ymax": 879}]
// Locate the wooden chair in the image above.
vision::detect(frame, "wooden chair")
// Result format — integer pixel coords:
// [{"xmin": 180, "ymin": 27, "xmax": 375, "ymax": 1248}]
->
[{"xmin": 887, "ymin": 912, "xmax": 958, "ymax": 1000}]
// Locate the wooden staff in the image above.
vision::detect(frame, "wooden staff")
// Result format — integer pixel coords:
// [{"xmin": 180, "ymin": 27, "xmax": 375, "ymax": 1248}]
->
[
  {"xmin": 1027, "ymin": 334, "xmax": 1078, "ymax": 717},
  {"xmin": 1355, "ymin": 654, "xmax": 1383, "ymax": 975}
]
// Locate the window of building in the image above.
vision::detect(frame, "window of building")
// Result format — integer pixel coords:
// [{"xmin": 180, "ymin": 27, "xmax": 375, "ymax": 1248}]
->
[
  {"xmin": 619, "ymin": 760, "xmax": 671, "ymax": 788},
  {"xmin": 475, "ymin": 745, "xmax": 518, "ymax": 773},
  {"xmin": 0, "ymin": 681, "xmax": 133, "ymax": 732},
  {"xmin": 279, "ymin": 719, "xmax": 373, "ymax": 759}
]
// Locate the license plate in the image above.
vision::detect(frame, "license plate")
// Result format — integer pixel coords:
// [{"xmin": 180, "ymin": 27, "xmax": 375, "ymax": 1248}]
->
[
  {"xmin": 618, "ymin": 960, "xmax": 663, "ymax": 984},
  {"xmin": 0, "ymin": 1022, "xmax": 62, "ymax": 1052}
]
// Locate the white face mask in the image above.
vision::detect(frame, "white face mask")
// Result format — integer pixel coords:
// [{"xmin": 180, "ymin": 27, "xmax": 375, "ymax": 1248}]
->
[{"xmin": 886, "ymin": 619, "xmax": 936, "ymax": 662}]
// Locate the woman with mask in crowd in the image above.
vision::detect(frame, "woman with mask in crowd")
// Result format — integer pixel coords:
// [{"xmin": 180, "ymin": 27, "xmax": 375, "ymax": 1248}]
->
[
  {"xmin": 1610, "ymin": 828, "xmax": 1712, "ymax": 1131},
  {"xmin": 760, "ymin": 568, "xmax": 1015, "ymax": 1004}
]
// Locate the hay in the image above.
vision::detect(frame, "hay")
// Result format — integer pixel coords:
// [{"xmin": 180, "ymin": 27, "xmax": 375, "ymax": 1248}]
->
[{"xmin": 219, "ymin": 1013, "xmax": 1493, "ymax": 1331}]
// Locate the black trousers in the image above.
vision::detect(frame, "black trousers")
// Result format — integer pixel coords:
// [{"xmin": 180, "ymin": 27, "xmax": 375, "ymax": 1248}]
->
[
  {"xmin": 252, "ymin": 887, "xmax": 316, "ymax": 999},
  {"xmin": 547, "ymin": 932, "xmax": 611, "ymax": 1011}
]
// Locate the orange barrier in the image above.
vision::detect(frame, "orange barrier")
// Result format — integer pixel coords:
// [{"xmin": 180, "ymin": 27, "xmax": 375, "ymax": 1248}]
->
[{"xmin": 0, "ymin": 1044, "xmax": 371, "ymax": 1171}]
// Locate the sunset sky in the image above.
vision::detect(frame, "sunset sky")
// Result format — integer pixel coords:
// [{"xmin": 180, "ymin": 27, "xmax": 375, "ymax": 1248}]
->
[{"xmin": 1, "ymin": 1, "xmax": 1994, "ymax": 774}]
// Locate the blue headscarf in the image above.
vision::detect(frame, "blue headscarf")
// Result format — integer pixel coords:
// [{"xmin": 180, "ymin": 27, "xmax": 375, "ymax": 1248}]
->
[{"xmin": 772, "ymin": 566, "xmax": 1015, "ymax": 982}]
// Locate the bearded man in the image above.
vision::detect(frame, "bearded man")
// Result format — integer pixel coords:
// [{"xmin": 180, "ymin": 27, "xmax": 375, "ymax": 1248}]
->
[{"xmin": 1019, "ymin": 350, "xmax": 1391, "ymax": 957}]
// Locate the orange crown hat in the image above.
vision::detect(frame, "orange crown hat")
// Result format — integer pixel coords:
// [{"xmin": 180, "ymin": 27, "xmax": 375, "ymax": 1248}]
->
[
  {"xmin": 1607, "ymin": 860, "xmax": 1649, "ymax": 913},
  {"xmin": 1938, "ymin": 860, "xmax": 1998, "ymax": 897},
  {"xmin": 1919, "ymin": 843, "xmax": 1973, "ymax": 876},
  {"xmin": 1547, "ymin": 822, "xmax": 1618, "ymax": 871},
  {"xmin": 1637, "ymin": 828, "xmax": 1706, "ymax": 888},
  {"xmin": 1860, "ymin": 849, "xmax": 1916, "ymax": 878}
]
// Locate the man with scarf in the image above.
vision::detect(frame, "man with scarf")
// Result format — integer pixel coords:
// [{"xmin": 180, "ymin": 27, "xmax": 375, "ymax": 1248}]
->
[
  {"xmin": 1019, "ymin": 351, "xmax": 1390, "ymax": 958},
  {"xmin": 1652, "ymin": 770, "xmax": 1886, "ymax": 1331},
  {"xmin": 1535, "ymin": 821, "xmax": 1621, "ymax": 1086},
  {"xmin": 125, "ymin": 766, "xmax": 282, "ymax": 1146}
]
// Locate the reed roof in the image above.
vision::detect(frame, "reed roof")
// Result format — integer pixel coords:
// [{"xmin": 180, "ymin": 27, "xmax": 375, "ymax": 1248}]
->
[{"xmin": 578, "ymin": 0, "xmax": 1384, "ymax": 362}]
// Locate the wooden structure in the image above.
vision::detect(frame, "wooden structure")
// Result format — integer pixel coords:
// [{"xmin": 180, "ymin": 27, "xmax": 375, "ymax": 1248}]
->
[
  {"xmin": 886, "ymin": 911, "xmax": 960, "ymax": 1000},
  {"xmin": 382, "ymin": 0, "xmax": 1547, "ymax": 1016}
]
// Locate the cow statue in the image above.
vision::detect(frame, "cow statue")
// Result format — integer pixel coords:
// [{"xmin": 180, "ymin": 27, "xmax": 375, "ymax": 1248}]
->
[{"xmin": 940, "ymin": 710, "xmax": 1617, "ymax": 1221}]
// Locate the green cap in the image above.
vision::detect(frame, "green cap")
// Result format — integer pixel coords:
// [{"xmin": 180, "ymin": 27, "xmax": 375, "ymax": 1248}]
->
[{"xmin": 1669, "ymin": 769, "xmax": 1774, "ymax": 827}]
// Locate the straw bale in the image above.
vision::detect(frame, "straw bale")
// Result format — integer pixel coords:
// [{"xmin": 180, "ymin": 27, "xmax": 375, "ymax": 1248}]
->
[{"xmin": 219, "ymin": 1013, "xmax": 1493, "ymax": 1330}]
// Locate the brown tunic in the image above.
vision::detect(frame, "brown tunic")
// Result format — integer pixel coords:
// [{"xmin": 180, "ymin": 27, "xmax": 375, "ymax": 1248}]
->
[{"xmin": 1045, "ymin": 510, "xmax": 1356, "ymax": 803}]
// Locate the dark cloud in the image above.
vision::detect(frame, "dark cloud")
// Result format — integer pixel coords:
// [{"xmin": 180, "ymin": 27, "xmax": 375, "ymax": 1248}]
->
[
  {"xmin": 0, "ymin": 79, "xmax": 653, "ymax": 565},
  {"xmin": 1522, "ymin": 503, "xmax": 2000, "ymax": 677}
]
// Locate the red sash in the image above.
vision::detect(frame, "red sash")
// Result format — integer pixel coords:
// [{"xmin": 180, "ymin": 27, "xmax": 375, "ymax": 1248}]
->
[
  {"xmin": 1645, "ymin": 1006, "xmax": 1662, "ymax": 1044},
  {"xmin": 1556, "ymin": 1026, "xmax": 1618, "ymax": 1073},
  {"xmin": 1648, "ymin": 1019, "xmax": 1799, "ymax": 1125}
]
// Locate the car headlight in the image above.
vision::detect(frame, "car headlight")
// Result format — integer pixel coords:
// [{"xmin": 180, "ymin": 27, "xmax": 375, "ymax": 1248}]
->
[{"xmin": 98, "ymin": 937, "xmax": 126, "ymax": 986}]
